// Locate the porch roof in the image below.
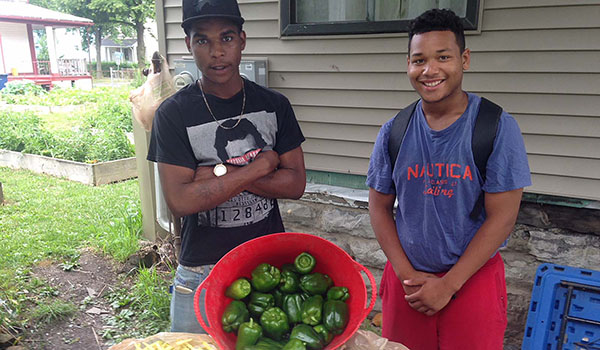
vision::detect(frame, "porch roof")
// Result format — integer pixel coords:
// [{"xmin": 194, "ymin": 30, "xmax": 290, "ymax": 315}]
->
[{"xmin": 0, "ymin": 1, "xmax": 93, "ymax": 27}]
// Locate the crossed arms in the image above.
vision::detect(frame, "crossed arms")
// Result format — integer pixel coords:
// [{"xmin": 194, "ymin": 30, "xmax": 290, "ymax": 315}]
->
[
  {"xmin": 368, "ymin": 187, "xmax": 523, "ymax": 316},
  {"xmin": 158, "ymin": 146, "xmax": 305, "ymax": 218}
]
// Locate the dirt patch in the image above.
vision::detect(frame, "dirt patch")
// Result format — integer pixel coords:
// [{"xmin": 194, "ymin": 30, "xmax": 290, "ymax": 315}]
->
[{"xmin": 22, "ymin": 249, "xmax": 130, "ymax": 350}]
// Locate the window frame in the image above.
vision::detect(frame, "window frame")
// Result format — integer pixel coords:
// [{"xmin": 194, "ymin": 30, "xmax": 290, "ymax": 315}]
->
[{"xmin": 280, "ymin": 0, "xmax": 480, "ymax": 36}]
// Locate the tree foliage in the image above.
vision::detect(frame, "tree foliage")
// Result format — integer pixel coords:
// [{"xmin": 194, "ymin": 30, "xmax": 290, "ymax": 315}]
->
[{"xmin": 30, "ymin": 0, "xmax": 155, "ymax": 71}]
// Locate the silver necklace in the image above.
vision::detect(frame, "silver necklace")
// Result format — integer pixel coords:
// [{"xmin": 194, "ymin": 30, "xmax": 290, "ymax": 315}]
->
[{"xmin": 199, "ymin": 78, "xmax": 246, "ymax": 130}]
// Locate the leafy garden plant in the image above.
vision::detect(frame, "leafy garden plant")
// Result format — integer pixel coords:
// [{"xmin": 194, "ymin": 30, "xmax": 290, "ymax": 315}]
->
[{"xmin": 0, "ymin": 85, "xmax": 135, "ymax": 163}]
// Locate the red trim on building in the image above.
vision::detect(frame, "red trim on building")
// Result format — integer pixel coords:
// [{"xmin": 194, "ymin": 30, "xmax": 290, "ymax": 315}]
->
[
  {"xmin": 26, "ymin": 24, "xmax": 38, "ymax": 75},
  {"xmin": 7, "ymin": 74, "xmax": 92, "ymax": 81}
]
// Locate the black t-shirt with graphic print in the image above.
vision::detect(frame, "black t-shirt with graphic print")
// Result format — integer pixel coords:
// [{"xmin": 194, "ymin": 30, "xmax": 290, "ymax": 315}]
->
[{"xmin": 147, "ymin": 78, "xmax": 305, "ymax": 266}]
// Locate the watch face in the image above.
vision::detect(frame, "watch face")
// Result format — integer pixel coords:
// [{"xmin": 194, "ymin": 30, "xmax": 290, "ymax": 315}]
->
[{"xmin": 213, "ymin": 164, "xmax": 227, "ymax": 177}]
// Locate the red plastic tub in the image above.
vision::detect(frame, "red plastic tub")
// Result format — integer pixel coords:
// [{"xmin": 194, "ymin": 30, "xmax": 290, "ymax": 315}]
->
[{"xmin": 194, "ymin": 232, "xmax": 377, "ymax": 349}]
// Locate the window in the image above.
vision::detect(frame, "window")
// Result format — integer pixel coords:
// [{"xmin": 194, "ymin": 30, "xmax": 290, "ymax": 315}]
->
[{"xmin": 281, "ymin": 0, "xmax": 479, "ymax": 36}]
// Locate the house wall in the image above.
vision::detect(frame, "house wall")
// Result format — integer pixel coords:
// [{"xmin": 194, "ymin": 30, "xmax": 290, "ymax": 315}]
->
[
  {"xmin": 0, "ymin": 22, "xmax": 33, "ymax": 74},
  {"xmin": 52, "ymin": 27, "xmax": 89, "ymax": 61},
  {"xmin": 156, "ymin": 0, "xmax": 600, "ymax": 201}
]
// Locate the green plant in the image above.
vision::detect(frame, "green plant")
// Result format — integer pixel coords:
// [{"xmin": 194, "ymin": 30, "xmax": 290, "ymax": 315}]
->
[
  {"xmin": 30, "ymin": 300, "xmax": 77, "ymax": 324},
  {"xmin": 95, "ymin": 200, "xmax": 142, "ymax": 262},
  {"xmin": 89, "ymin": 61, "xmax": 138, "ymax": 71},
  {"xmin": 101, "ymin": 268, "xmax": 172, "ymax": 343},
  {"xmin": 133, "ymin": 267, "xmax": 171, "ymax": 320},
  {"xmin": 59, "ymin": 252, "xmax": 81, "ymax": 271},
  {"xmin": 0, "ymin": 85, "xmax": 135, "ymax": 163},
  {"xmin": 0, "ymin": 111, "xmax": 56, "ymax": 156},
  {"xmin": 130, "ymin": 69, "xmax": 146, "ymax": 88},
  {"xmin": 1, "ymin": 85, "xmax": 131, "ymax": 106},
  {"xmin": 0, "ymin": 80, "xmax": 46, "ymax": 96}
]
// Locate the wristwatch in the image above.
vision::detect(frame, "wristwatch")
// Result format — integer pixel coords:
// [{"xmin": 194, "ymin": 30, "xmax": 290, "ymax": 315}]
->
[{"xmin": 213, "ymin": 163, "xmax": 227, "ymax": 177}]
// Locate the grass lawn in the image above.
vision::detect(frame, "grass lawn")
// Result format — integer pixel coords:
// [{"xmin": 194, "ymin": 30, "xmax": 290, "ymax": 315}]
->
[
  {"xmin": 0, "ymin": 167, "xmax": 140, "ymax": 271},
  {"xmin": 0, "ymin": 167, "xmax": 171, "ymax": 344}
]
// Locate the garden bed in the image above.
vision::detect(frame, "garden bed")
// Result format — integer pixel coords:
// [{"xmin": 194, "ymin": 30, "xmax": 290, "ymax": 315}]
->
[
  {"xmin": 0, "ymin": 102, "xmax": 84, "ymax": 115},
  {"xmin": 0, "ymin": 149, "xmax": 136, "ymax": 185}
]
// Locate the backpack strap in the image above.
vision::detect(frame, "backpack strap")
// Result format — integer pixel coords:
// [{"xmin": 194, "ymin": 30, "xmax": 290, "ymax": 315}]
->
[
  {"xmin": 469, "ymin": 97, "xmax": 502, "ymax": 220},
  {"xmin": 388, "ymin": 100, "xmax": 419, "ymax": 171}
]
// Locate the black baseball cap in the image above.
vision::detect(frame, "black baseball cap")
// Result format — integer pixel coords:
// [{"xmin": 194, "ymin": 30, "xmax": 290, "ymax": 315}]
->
[{"xmin": 181, "ymin": 0, "xmax": 245, "ymax": 31}]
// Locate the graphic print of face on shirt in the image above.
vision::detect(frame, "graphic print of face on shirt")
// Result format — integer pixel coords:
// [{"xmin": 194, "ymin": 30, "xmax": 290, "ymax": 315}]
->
[{"xmin": 214, "ymin": 118, "xmax": 267, "ymax": 165}]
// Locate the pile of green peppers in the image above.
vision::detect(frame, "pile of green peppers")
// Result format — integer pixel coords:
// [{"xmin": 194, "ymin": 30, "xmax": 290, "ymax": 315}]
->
[{"xmin": 220, "ymin": 252, "xmax": 351, "ymax": 350}]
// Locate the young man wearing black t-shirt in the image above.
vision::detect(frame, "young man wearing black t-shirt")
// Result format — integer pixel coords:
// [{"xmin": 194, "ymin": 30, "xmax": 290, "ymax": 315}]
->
[{"xmin": 147, "ymin": 0, "xmax": 306, "ymax": 333}]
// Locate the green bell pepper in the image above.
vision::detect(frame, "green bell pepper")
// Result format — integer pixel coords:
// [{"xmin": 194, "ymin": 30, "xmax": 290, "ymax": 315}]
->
[
  {"xmin": 236, "ymin": 318, "xmax": 263, "ymax": 350},
  {"xmin": 300, "ymin": 292, "xmax": 311, "ymax": 302},
  {"xmin": 257, "ymin": 337, "xmax": 286, "ymax": 348},
  {"xmin": 272, "ymin": 288, "xmax": 284, "ymax": 308},
  {"xmin": 279, "ymin": 269, "xmax": 301, "ymax": 293},
  {"xmin": 301, "ymin": 295, "xmax": 323, "ymax": 326},
  {"xmin": 282, "ymin": 293, "xmax": 304, "ymax": 324},
  {"xmin": 260, "ymin": 307, "xmax": 290, "ymax": 341},
  {"xmin": 281, "ymin": 339, "xmax": 307, "ymax": 350},
  {"xmin": 248, "ymin": 292, "xmax": 275, "ymax": 319},
  {"xmin": 251, "ymin": 263, "xmax": 281, "ymax": 292},
  {"xmin": 326, "ymin": 286, "xmax": 350, "ymax": 302},
  {"xmin": 281, "ymin": 263, "xmax": 297, "ymax": 273},
  {"xmin": 290, "ymin": 324, "xmax": 324, "ymax": 350},
  {"xmin": 313, "ymin": 325, "xmax": 333, "ymax": 345},
  {"xmin": 226, "ymin": 277, "xmax": 253, "ymax": 300},
  {"xmin": 322, "ymin": 300, "xmax": 349, "ymax": 335},
  {"xmin": 294, "ymin": 252, "xmax": 316, "ymax": 275},
  {"xmin": 222, "ymin": 300, "xmax": 250, "ymax": 333},
  {"xmin": 300, "ymin": 273, "xmax": 332, "ymax": 296}
]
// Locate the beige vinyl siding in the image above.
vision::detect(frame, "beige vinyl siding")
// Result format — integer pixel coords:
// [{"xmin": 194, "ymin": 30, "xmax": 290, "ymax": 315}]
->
[{"xmin": 157, "ymin": 0, "xmax": 600, "ymax": 201}]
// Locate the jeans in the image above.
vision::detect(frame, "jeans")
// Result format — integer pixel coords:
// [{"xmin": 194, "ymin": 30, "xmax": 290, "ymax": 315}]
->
[{"xmin": 170, "ymin": 264, "xmax": 212, "ymax": 333}]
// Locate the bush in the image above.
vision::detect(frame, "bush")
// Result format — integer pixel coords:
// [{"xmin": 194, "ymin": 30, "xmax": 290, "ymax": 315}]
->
[
  {"xmin": 1, "ymin": 80, "xmax": 47, "ymax": 96},
  {"xmin": 0, "ymin": 111, "xmax": 56, "ymax": 156},
  {"xmin": 89, "ymin": 61, "xmax": 139, "ymax": 78},
  {"xmin": 47, "ymin": 109, "xmax": 134, "ymax": 163},
  {"xmin": 0, "ymin": 81, "xmax": 47, "ymax": 104},
  {"xmin": 1, "ymin": 85, "xmax": 132, "ymax": 108},
  {"xmin": 89, "ymin": 61, "xmax": 138, "ymax": 71},
  {"xmin": 44, "ymin": 86, "xmax": 130, "ymax": 106},
  {"xmin": 0, "ymin": 85, "xmax": 135, "ymax": 163}
]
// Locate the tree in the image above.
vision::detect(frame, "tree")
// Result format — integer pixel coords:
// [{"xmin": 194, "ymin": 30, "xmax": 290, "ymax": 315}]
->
[
  {"xmin": 31, "ymin": 0, "xmax": 128, "ymax": 77},
  {"xmin": 114, "ymin": 0, "xmax": 155, "ymax": 68}
]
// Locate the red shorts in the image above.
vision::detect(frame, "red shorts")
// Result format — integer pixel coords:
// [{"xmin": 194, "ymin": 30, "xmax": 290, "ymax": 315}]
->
[{"xmin": 380, "ymin": 253, "xmax": 507, "ymax": 350}]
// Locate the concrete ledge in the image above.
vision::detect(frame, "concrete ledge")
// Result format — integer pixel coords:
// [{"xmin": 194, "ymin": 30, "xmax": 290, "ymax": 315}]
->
[{"xmin": 0, "ymin": 150, "xmax": 136, "ymax": 185}]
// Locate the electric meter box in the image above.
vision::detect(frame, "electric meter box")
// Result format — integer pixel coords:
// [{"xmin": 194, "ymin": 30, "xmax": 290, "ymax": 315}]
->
[{"xmin": 172, "ymin": 56, "xmax": 268, "ymax": 90}]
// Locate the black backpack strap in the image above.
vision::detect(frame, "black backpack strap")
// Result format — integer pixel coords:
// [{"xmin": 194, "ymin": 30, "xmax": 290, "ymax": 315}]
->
[
  {"xmin": 388, "ymin": 100, "xmax": 419, "ymax": 171},
  {"xmin": 469, "ymin": 97, "xmax": 502, "ymax": 220}
]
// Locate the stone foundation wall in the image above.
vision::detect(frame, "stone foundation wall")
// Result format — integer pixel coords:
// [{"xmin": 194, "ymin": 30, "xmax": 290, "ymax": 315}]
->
[{"xmin": 279, "ymin": 186, "xmax": 600, "ymax": 350}]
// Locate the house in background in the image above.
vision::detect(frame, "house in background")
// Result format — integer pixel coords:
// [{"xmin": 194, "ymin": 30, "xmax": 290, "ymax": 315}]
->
[
  {"xmin": 93, "ymin": 22, "xmax": 159, "ymax": 65},
  {"xmin": 100, "ymin": 38, "xmax": 137, "ymax": 64},
  {"xmin": 0, "ymin": 0, "xmax": 93, "ymax": 89}
]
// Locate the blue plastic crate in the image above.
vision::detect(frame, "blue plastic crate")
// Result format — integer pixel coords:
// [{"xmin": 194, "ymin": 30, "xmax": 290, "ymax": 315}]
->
[{"xmin": 522, "ymin": 263, "xmax": 600, "ymax": 350}]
